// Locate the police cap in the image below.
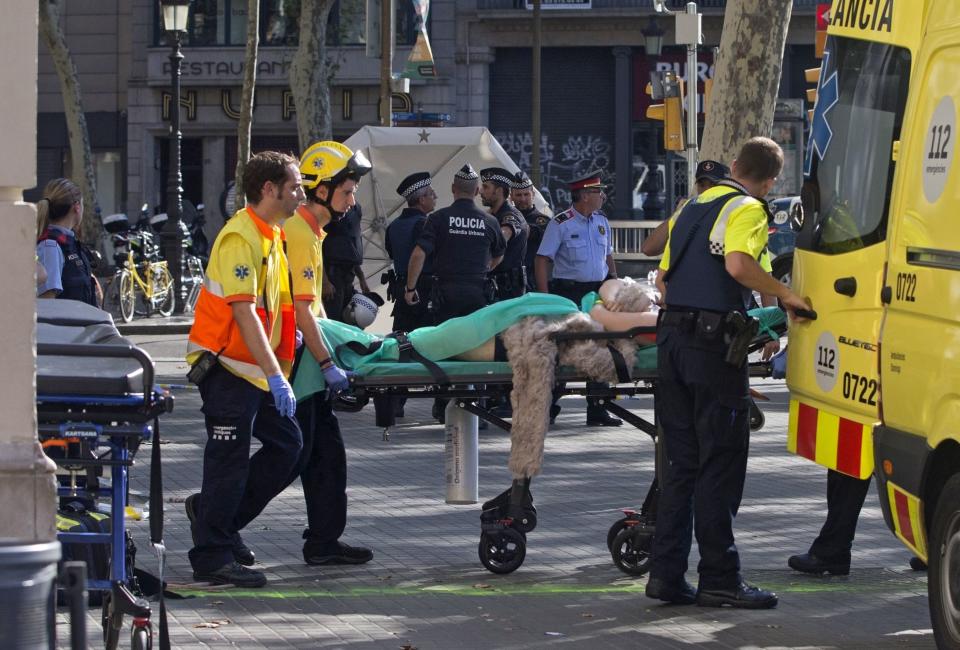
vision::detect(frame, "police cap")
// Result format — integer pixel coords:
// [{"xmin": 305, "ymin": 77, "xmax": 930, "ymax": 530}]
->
[
  {"xmin": 695, "ymin": 160, "xmax": 730, "ymax": 183},
  {"xmin": 455, "ymin": 164, "xmax": 479, "ymax": 181},
  {"xmin": 480, "ymin": 167, "xmax": 515, "ymax": 188},
  {"xmin": 396, "ymin": 171, "xmax": 432, "ymax": 198},
  {"xmin": 512, "ymin": 171, "xmax": 534, "ymax": 190},
  {"xmin": 568, "ymin": 170, "xmax": 605, "ymax": 191}
]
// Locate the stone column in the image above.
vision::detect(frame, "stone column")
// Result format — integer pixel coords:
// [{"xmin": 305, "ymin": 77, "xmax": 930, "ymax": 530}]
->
[
  {"xmin": 0, "ymin": 2, "xmax": 57, "ymax": 542},
  {"xmin": 612, "ymin": 46, "xmax": 633, "ymax": 220}
]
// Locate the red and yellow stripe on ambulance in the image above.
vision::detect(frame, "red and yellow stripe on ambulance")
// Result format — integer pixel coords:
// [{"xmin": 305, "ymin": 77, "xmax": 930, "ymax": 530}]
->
[{"xmin": 885, "ymin": 480, "xmax": 927, "ymax": 560}]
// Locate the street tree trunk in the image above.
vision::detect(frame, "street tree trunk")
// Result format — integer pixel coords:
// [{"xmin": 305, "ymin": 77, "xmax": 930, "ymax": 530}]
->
[
  {"xmin": 234, "ymin": 0, "xmax": 260, "ymax": 214},
  {"xmin": 290, "ymin": 0, "xmax": 337, "ymax": 152},
  {"xmin": 38, "ymin": 0, "xmax": 101, "ymax": 243},
  {"xmin": 700, "ymin": 0, "xmax": 792, "ymax": 165}
]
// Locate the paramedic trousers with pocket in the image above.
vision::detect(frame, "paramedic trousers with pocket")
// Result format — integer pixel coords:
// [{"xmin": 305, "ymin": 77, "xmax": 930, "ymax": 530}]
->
[
  {"xmin": 189, "ymin": 363, "xmax": 304, "ymax": 573},
  {"xmin": 650, "ymin": 320, "xmax": 751, "ymax": 591},
  {"xmin": 808, "ymin": 469, "xmax": 872, "ymax": 561}
]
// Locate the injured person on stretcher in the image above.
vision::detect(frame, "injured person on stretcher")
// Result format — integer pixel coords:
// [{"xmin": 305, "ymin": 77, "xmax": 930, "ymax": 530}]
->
[{"xmin": 452, "ymin": 278, "xmax": 659, "ymax": 363}]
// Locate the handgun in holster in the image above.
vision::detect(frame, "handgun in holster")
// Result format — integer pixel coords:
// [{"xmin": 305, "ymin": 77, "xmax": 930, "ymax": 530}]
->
[
  {"xmin": 723, "ymin": 311, "xmax": 759, "ymax": 367},
  {"xmin": 381, "ymin": 269, "xmax": 398, "ymax": 302}
]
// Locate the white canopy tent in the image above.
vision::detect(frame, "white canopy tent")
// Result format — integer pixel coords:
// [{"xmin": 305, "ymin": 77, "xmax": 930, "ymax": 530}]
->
[{"xmin": 344, "ymin": 126, "xmax": 551, "ymax": 291}]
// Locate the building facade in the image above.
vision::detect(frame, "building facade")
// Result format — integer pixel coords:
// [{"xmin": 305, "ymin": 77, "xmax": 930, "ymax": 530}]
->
[{"xmin": 33, "ymin": 0, "xmax": 819, "ymax": 238}]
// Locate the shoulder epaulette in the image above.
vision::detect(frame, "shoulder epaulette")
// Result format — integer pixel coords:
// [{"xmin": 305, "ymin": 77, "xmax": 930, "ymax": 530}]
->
[{"xmin": 554, "ymin": 209, "xmax": 574, "ymax": 224}]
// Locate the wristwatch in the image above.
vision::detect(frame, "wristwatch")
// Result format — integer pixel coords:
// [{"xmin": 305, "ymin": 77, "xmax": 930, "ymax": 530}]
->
[{"xmin": 405, "ymin": 287, "xmax": 416, "ymax": 293}]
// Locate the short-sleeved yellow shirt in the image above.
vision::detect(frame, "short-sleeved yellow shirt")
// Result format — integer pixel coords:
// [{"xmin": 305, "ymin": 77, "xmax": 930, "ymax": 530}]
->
[
  {"xmin": 284, "ymin": 205, "xmax": 327, "ymax": 317},
  {"xmin": 659, "ymin": 184, "xmax": 772, "ymax": 273}
]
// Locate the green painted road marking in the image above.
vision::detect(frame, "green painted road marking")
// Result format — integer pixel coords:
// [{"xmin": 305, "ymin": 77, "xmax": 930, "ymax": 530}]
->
[{"xmin": 174, "ymin": 576, "xmax": 925, "ymax": 600}]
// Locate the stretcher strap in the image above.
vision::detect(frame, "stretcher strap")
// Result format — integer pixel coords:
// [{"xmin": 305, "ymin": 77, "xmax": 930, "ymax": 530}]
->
[
  {"xmin": 606, "ymin": 344, "xmax": 632, "ymax": 383},
  {"xmin": 336, "ymin": 333, "xmax": 451, "ymax": 386}
]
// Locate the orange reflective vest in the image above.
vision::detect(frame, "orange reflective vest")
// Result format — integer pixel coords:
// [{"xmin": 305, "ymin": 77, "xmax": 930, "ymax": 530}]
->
[{"xmin": 187, "ymin": 207, "xmax": 296, "ymax": 390}]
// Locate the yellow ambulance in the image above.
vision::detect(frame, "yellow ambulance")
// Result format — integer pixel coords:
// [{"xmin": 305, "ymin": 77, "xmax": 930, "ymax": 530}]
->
[{"xmin": 788, "ymin": 1, "xmax": 960, "ymax": 646}]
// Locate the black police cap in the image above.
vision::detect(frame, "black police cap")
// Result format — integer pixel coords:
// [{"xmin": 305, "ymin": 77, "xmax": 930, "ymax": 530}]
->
[
  {"xmin": 512, "ymin": 171, "xmax": 534, "ymax": 190},
  {"xmin": 695, "ymin": 160, "xmax": 730, "ymax": 183},
  {"xmin": 455, "ymin": 164, "xmax": 479, "ymax": 181},
  {"xmin": 480, "ymin": 167, "xmax": 515, "ymax": 188},
  {"xmin": 396, "ymin": 171, "xmax": 432, "ymax": 198}
]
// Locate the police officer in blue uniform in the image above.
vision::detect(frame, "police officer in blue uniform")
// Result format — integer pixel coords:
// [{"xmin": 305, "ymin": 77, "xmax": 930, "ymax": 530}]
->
[
  {"xmin": 646, "ymin": 138, "xmax": 810, "ymax": 609},
  {"xmin": 535, "ymin": 170, "xmax": 621, "ymax": 427},
  {"xmin": 511, "ymin": 172, "xmax": 550, "ymax": 292},
  {"xmin": 386, "ymin": 171, "xmax": 436, "ymax": 332},
  {"xmin": 405, "ymin": 164, "xmax": 506, "ymax": 423},
  {"xmin": 404, "ymin": 164, "xmax": 505, "ymax": 321},
  {"xmin": 480, "ymin": 167, "xmax": 528, "ymax": 301},
  {"xmin": 36, "ymin": 177, "xmax": 99, "ymax": 306}
]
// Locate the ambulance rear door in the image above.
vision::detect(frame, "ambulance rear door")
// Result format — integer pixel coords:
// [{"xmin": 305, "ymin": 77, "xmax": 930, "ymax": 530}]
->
[{"xmin": 786, "ymin": 6, "xmax": 916, "ymax": 480}]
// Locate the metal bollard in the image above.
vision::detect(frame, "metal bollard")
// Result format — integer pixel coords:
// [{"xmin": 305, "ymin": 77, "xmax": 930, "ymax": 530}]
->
[
  {"xmin": 62, "ymin": 562, "xmax": 87, "ymax": 650},
  {"xmin": 444, "ymin": 398, "xmax": 478, "ymax": 504}
]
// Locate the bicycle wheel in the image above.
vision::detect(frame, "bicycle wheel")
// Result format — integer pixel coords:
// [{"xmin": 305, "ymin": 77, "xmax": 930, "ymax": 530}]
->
[
  {"xmin": 118, "ymin": 269, "xmax": 136, "ymax": 323},
  {"xmin": 155, "ymin": 264, "xmax": 175, "ymax": 316}
]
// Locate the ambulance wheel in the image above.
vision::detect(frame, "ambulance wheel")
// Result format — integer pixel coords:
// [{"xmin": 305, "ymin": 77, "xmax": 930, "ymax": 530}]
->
[
  {"xmin": 772, "ymin": 253, "xmax": 793, "ymax": 287},
  {"xmin": 611, "ymin": 525, "xmax": 654, "ymax": 576},
  {"xmin": 607, "ymin": 517, "xmax": 629, "ymax": 552},
  {"xmin": 749, "ymin": 401, "xmax": 765, "ymax": 431},
  {"xmin": 131, "ymin": 625, "xmax": 152, "ymax": 650},
  {"xmin": 478, "ymin": 528, "xmax": 526, "ymax": 574},
  {"xmin": 929, "ymin": 474, "xmax": 960, "ymax": 649},
  {"xmin": 101, "ymin": 593, "xmax": 123, "ymax": 650}
]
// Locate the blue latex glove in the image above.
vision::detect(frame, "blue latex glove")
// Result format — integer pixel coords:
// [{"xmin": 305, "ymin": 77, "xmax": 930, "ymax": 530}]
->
[
  {"xmin": 322, "ymin": 364, "xmax": 352, "ymax": 393},
  {"xmin": 267, "ymin": 373, "xmax": 297, "ymax": 417},
  {"xmin": 295, "ymin": 329, "xmax": 304, "ymax": 349},
  {"xmin": 771, "ymin": 347, "xmax": 788, "ymax": 379}
]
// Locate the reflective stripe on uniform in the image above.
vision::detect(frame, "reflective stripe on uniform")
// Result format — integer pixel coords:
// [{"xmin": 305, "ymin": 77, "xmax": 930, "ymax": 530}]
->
[
  {"xmin": 707, "ymin": 195, "xmax": 755, "ymax": 257},
  {"xmin": 787, "ymin": 399, "xmax": 875, "ymax": 479}
]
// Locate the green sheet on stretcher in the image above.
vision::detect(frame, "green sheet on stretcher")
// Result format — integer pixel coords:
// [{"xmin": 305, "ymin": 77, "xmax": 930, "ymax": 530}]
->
[{"xmin": 291, "ymin": 294, "xmax": 786, "ymax": 400}]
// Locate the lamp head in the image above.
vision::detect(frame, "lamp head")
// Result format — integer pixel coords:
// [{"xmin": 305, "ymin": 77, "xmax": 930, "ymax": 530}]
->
[{"xmin": 160, "ymin": 0, "xmax": 192, "ymax": 33}]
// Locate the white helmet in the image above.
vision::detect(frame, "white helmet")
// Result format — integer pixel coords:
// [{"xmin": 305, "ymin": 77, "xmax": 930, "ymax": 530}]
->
[{"xmin": 343, "ymin": 292, "xmax": 380, "ymax": 329}]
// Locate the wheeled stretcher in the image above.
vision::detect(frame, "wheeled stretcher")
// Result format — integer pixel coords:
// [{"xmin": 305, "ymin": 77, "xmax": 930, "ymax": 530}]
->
[
  {"xmin": 36, "ymin": 299, "xmax": 173, "ymax": 650},
  {"xmin": 292, "ymin": 295, "xmax": 787, "ymax": 575}
]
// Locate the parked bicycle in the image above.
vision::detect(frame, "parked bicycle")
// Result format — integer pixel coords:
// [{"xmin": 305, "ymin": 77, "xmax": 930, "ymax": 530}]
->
[{"xmin": 102, "ymin": 208, "xmax": 175, "ymax": 322}]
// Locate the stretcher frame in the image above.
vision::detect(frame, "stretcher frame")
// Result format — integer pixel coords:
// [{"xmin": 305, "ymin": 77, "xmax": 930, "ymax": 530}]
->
[
  {"xmin": 37, "ymin": 342, "xmax": 173, "ymax": 650},
  {"xmin": 337, "ymin": 322, "xmax": 780, "ymax": 574}
]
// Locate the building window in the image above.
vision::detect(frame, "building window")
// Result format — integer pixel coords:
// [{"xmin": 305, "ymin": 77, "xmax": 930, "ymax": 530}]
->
[{"xmin": 156, "ymin": 0, "xmax": 419, "ymax": 47}]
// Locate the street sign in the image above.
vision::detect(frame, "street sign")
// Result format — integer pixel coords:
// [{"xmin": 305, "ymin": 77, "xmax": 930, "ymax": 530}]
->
[{"xmin": 524, "ymin": 0, "xmax": 591, "ymax": 9}]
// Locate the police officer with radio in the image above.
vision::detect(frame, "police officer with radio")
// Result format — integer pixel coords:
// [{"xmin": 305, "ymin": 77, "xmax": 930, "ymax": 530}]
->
[
  {"xmin": 646, "ymin": 137, "xmax": 811, "ymax": 609},
  {"xmin": 404, "ymin": 164, "xmax": 505, "ymax": 321},
  {"xmin": 480, "ymin": 167, "xmax": 528, "ymax": 301},
  {"xmin": 405, "ymin": 164, "xmax": 505, "ymax": 423},
  {"xmin": 511, "ymin": 172, "xmax": 550, "ymax": 292},
  {"xmin": 535, "ymin": 170, "xmax": 622, "ymax": 427},
  {"xmin": 386, "ymin": 171, "xmax": 436, "ymax": 332}
]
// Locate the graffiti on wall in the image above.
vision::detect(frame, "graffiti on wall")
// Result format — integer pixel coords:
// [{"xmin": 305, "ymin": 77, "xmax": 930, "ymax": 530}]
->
[{"xmin": 495, "ymin": 131, "xmax": 616, "ymax": 211}]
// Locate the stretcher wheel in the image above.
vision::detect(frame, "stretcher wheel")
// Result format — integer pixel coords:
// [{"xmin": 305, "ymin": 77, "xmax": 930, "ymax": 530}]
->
[
  {"xmin": 101, "ymin": 593, "xmax": 123, "ymax": 650},
  {"xmin": 611, "ymin": 525, "xmax": 654, "ymax": 576},
  {"xmin": 749, "ymin": 401, "xmax": 765, "ymax": 431},
  {"xmin": 512, "ymin": 506, "xmax": 537, "ymax": 534},
  {"xmin": 131, "ymin": 624, "xmax": 152, "ymax": 650},
  {"xmin": 332, "ymin": 393, "xmax": 368, "ymax": 412},
  {"xmin": 478, "ymin": 528, "xmax": 526, "ymax": 574},
  {"xmin": 607, "ymin": 517, "xmax": 629, "ymax": 552}
]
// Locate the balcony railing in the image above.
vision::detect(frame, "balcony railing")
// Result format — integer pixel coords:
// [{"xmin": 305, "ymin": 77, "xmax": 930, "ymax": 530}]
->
[
  {"xmin": 478, "ymin": 0, "xmax": 821, "ymax": 11},
  {"xmin": 609, "ymin": 220, "xmax": 664, "ymax": 262}
]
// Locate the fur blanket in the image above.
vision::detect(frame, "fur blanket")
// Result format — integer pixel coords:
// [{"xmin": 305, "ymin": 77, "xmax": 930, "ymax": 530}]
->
[{"xmin": 501, "ymin": 279, "xmax": 655, "ymax": 479}]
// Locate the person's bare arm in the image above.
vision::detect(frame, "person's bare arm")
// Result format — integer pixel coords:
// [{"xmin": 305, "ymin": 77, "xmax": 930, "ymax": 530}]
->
[
  {"xmin": 641, "ymin": 220, "xmax": 670, "ymax": 257},
  {"xmin": 589, "ymin": 304, "xmax": 658, "ymax": 331},
  {"xmin": 598, "ymin": 279, "xmax": 625, "ymax": 310},
  {"xmin": 488, "ymin": 255, "xmax": 504, "ymax": 271},
  {"xmin": 294, "ymin": 300, "xmax": 332, "ymax": 364},
  {"xmin": 500, "ymin": 225, "xmax": 513, "ymax": 243},
  {"xmin": 654, "ymin": 269, "xmax": 666, "ymax": 305},
  {"xmin": 405, "ymin": 246, "xmax": 426, "ymax": 305},
  {"xmin": 606, "ymin": 254, "xmax": 617, "ymax": 279},
  {"xmin": 726, "ymin": 252, "xmax": 810, "ymax": 319},
  {"xmin": 535, "ymin": 255, "xmax": 552, "ymax": 293},
  {"xmin": 232, "ymin": 301, "xmax": 283, "ymax": 377},
  {"xmin": 38, "ymin": 289, "xmax": 57, "ymax": 299},
  {"xmin": 354, "ymin": 266, "xmax": 370, "ymax": 293}
]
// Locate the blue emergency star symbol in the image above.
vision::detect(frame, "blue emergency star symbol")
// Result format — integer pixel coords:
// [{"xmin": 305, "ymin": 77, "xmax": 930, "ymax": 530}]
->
[
  {"xmin": 804, "ymin": 51, "xmax": 839, "ymax": 178},
  {"xmin": 234, "ymin": 264, "xmax": 250, "ymax": 280},
  {"xmin": 303, "ymin": 267, "xmax": 315, "ymax": 280}
]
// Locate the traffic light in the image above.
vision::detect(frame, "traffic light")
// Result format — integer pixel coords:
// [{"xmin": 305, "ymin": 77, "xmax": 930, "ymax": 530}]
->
[{"xmin": 646, "ymin": 71, "xmax": 685, "ymax": 151}]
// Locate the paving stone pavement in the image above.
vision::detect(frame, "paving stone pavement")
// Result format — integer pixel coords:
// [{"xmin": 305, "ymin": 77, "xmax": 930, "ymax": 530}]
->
[{"xmin": 55, "ymin": 335, "xmax": 934, "ymax": 649}]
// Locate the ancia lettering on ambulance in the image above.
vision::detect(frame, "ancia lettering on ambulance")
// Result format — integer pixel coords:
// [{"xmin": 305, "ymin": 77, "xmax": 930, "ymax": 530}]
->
[{"xmin": 830, "ymin": 0, "xmax": 894, "ymax": 33}]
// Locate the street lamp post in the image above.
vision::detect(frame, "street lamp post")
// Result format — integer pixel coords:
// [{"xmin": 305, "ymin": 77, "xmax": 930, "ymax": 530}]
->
[
  {"xmin": 654, "ymin": 0, "xmax": 701, "ymax": 194},
  {"xmin": 160, "ymin": 0, "xmax": 191, "ymax": 314}
]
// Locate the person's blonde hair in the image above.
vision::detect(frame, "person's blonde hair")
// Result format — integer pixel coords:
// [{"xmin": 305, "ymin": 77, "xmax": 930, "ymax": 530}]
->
[{"xmin": 36, "ymin": 178, "xmax": 82, "ymax": 238}]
